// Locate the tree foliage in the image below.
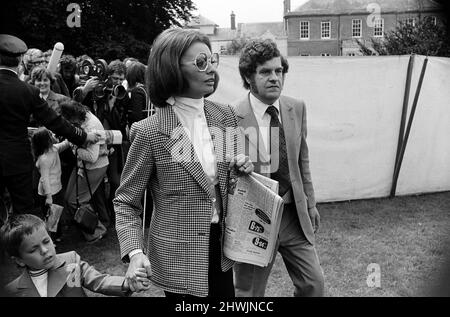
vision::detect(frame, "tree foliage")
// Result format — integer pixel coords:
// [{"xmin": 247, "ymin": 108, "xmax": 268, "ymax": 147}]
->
[
  {"xmin": 1, "ymin": 0, "xmax": 196, "ymax": 62},
  {"xmin": 226, "ymin": 37, "xmax": 250, "ymax": 55},
  {"xmin": 358, "ymin": 17, "xmax": 450, "ymax": 57}
]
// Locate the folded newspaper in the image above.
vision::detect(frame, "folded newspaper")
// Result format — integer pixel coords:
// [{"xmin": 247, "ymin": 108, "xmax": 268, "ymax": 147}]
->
[{"xmin": 224, "ymin": 173, "xmax": 284, "ymax": 267}]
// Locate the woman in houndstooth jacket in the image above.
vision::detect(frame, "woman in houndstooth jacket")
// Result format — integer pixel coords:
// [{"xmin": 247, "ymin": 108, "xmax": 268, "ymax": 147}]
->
[{"xmin": 113, "ymin": 28, "xmax": 253, "ymax": 298}]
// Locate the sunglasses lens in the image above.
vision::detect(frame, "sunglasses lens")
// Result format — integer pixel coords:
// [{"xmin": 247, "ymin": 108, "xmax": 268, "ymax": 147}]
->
[{"xmin": 195, "ymin": 53, "xmax": 208, "ymax": 71}]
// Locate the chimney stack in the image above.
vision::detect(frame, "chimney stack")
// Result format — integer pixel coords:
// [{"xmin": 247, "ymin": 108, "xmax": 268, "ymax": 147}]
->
[
  {"xmin": 284, "ymin": 0, "xmax": 291, "ymax": 14},
  {"xmin": 231, "ymin": 11, "xmax": 236, "ymax": 30}
]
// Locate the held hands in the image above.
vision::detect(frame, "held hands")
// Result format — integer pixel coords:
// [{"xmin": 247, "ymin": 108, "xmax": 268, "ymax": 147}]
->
[
  {"xmin": 227, "ymin": 154, "xmax": 254, "ymax": 175},
  {"xmin": 125, "ymin": 253, "xmax": 152, "ymax": 293},
  {"xmin": 123, "ymin": 268, "xmax": 151, "ymax": 293},
  {"xmin": 308, "ymin": 206, "xmax": 320, "ymax": 234}
]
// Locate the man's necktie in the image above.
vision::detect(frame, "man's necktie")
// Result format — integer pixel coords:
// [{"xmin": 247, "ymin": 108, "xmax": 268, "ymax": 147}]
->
[{"xmin": 266, "ymin": 105, "xmax": 291, "ymax": 197}]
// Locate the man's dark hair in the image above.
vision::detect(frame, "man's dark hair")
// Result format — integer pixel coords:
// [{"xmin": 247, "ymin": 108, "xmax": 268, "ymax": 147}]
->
[
  {"xmin": 107, "ymin": 60, "xmax": 126, "ymax": 76},
  {"xmin": 60, "ymin": 54, "xmax": 77, "ymax": 71},
  {"xmin": 60, "ymin": 99, "xmax": 88, "ymax": 124},
  {"xmin": 238, "ymin": 39, "xmax": 289, "ymax": 90}
]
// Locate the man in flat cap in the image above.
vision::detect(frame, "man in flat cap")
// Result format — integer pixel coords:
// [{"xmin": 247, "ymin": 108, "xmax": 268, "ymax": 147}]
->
[{"xmin": 0, "ymin": 34, "xmax": 100, "ymax": 218}]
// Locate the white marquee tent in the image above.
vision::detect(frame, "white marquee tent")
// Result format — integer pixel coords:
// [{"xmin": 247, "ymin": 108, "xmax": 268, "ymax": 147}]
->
[{"xmin": 211, "ymin": 55, "xmax": 450, "ymax": 203}]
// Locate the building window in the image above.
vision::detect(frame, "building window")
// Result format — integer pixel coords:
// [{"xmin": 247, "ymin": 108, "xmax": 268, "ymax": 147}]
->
[
  {"xmin": 321, "ymin": 53, "xmax": 331, "ymax": 56},
  {"xmin": 300, "ymin": 21, "xmax": 310, "ymax": 40},
  {"xmin": 374, "ymin": 18, "xmax": 384, "ymax": 37},
  {"xmin": 352, "ymin": 19, "xmax": 362, "ymax": 38},
  {"xmin": 321, "ymin": 21, "xmax": 331, "ymax": 39}
]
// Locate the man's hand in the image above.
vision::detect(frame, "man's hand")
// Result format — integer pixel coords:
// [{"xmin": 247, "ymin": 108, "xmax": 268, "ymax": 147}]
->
[
  {"xmin": 84, "ymin": 131, "xmax": 101, "ymax": 145},
  {"xmin": 228, "ymin": 154, "xmax": 254, "ymax": 174},
  {"xmin": 83, "ymin": 76, "xmax": 99, "ymax": 94},
  {"xmin": 308, "ymin": 206, "xmax": 320, "ymax": 234},
  {"xmin": 126, "ymin": 253, "xmax": 152, "ymax": 293}
]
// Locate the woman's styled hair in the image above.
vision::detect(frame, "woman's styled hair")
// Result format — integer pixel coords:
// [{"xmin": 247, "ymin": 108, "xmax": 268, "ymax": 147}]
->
[
  {"xmin": 126, "ymin": 61, "xmax": 146, "ymax": 88},
  {"xmin": 238, "ymin": 39, "xmax": 289, "ymax": 90},
  {"xmin": 60, "ymin": 99, "xmax": 88, "ymax": 124},
  {"xmin": 0, "ymin": 214, "xmax": 45, "ymax": 258},
  {"xmin": 146, "ymin": 28, "xmax": 218, "ymax": 107},
  {"xmin": 31, "ymin": 127, "xmax": 53, "ymax": 158},
  {"xmin": 29, "ymin": 66, "xmax": 55, "ymax": 86}
]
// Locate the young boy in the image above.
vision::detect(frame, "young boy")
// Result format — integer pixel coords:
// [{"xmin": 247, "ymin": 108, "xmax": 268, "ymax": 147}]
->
[{"xmin": 0, "ymin": 214, "xmax": 150, "ymax": 297}]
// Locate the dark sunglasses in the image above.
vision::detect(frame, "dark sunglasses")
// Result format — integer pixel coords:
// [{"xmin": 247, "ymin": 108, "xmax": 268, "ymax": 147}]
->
[{"xmin": 184, "ymin": 52, "xmax": 219, "ymax": 72}]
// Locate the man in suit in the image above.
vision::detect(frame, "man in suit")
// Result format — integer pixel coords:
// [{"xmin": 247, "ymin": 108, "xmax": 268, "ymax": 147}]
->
[
  {"xmin": 0, "ymin": 34, "xmax": 99, "ymax": 216},
  {"xmin": 233, "ymin": 39, "xmax": 325, "ymax": 297}
]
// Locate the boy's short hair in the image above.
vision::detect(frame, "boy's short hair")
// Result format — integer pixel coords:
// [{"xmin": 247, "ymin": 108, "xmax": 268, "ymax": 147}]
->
[{"xmin": 0, "ymin": 214, "xmax": 45, "ymax": 258}]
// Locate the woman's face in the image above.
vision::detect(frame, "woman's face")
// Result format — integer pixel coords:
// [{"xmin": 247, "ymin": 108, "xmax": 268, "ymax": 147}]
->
[
  {"xmin": 34, "ymin": 75, "xmax": 51, "ymax": 96},
  {"xmin": 179, "ymin": 42, "xmax": 217, "ymax": 99}
]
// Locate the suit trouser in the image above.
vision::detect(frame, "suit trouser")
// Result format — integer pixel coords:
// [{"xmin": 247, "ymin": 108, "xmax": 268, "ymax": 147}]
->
[
  {"xmin": 234, "ymin": 202, "xmax": 324, "ymax": 297},
  {"xmin": 0, "ymin": 169, "xmax": 34, "ymax": 215}
]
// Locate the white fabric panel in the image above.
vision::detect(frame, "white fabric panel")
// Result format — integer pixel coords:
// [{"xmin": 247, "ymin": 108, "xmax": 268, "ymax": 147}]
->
[
  {"xmin": 212, "ymin": 55, "xmax": 450, "ymax": 202},
  {"xmin": 396, "ymin": 56, "xmax": 450, "ymax": 196}
]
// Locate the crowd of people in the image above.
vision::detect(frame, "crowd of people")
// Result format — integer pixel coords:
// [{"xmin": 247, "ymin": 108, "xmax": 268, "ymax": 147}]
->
[
  {"xmin": 0, "ymin": 29, "xmax": 324, "ymax": 298},
  {"xmin": 1, "ymin": 44, "xmax": 152, "ymax": 244}
]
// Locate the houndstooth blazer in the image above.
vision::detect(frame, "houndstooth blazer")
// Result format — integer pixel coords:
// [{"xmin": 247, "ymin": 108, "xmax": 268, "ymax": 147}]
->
[{"xmin": 114, "ymin": 99, "xmax": 241, "ymax": 297}]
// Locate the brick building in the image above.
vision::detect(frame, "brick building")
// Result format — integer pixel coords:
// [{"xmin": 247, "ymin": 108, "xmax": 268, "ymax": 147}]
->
[
  {"xmin": 185, "ymin": 13, "xmax": 287, "ymax": 55},
  {"xmin": 283, "ymin": 0, "xmax": 445, "ymax": 56}
]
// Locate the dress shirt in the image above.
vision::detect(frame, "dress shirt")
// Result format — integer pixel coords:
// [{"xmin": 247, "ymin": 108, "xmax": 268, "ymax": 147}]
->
[{"xmin": 249, "ymin": 92, "xmax": 281, "ymax": 153}]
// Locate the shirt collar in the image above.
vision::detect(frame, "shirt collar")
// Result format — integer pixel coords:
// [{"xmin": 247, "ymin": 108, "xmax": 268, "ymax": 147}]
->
[
  {"xmin": 168, "ymin": 96, "xmax": 205, "ymax": 114},
  {"xmin": 249, "ymin": 92, "xmax": 280, "ymax": 120}
]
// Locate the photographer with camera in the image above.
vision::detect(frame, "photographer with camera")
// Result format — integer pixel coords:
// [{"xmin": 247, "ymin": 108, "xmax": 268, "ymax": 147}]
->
[{"xmin": 74, "ymin": 59, "xmax": 129, "ymax": 225}]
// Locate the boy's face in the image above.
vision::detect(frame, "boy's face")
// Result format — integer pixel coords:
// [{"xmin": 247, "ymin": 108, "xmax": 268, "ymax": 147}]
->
[{"xmin": 14, "ymin": 225, "xmax": 56, "ymax": 271}]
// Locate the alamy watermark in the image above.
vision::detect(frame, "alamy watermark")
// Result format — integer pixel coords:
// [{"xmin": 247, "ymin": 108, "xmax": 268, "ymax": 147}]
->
[
  {"xmin": 366, "ymin": 263, "xmax": 381, "ymax": 288},
  {"xmin": 67, "ymin": 3, "xmax": 81, "ymax": 28}
]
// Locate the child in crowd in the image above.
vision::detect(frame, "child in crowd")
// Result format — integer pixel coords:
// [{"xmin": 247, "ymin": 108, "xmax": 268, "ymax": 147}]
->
[
  {"xmin": 0, "ymin": 214, "xmax": 150, "ymax": 297},
  {"xmin": 31, "ymin": 127, "xmax": 69, "ymax": 242}
]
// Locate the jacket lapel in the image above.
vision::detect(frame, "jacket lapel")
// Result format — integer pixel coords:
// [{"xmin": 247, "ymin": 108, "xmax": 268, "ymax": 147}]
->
[
  {"xmin": 235, "ymin": 93, "xmax": 270, "ymax": 171},
  {"xmin": 47, "ymin": 256, "xmax": 69, "ymax": 297},
  {"xmin": 17, "ymin": 271, "xmax": 40, "ymax": 297},
  {"xmin": 160, "ymin": 104, "xmax": 214, "ymax": 198},
  {"xmin": 204, "ymin": 100, "xmax": 229, "ymax": 203},
  {"xmin": 279, "ymin": 97, "xmax": 299, "ymax": 165}
]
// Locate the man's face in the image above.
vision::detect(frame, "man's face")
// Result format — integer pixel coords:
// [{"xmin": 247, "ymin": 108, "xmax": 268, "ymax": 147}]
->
[
  {"xmin": 109, "ymin": 72, "xmax": 125, "ymax": 86},
  {"xmin": 28, "ymin": 55, "xmax": 47, "ymax": 72},
  {"xmin": 61, "ymin": 66, "xmax": 75, "ymax": 81},
  {"xmin": 246, "ymin": 57, "xmax": 284, "ymax": 105}
]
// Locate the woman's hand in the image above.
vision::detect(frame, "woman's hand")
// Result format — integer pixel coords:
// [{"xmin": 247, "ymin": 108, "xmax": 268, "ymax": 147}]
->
[{"xmin": 228, "ymin": 154, "xmax": 254, "ymax": 175}]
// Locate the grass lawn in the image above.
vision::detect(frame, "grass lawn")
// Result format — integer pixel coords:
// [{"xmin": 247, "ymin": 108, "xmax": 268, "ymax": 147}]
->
[{"xmin": 1, "ymin": 191, "xmax": 449, "ymax": 297}]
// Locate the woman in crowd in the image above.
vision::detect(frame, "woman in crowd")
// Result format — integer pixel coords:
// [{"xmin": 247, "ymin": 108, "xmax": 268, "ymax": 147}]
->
[
  {"xmin": 60, "ymin": 99, "xmax": 109, "ymax": 242},
  {"xmin": 114, "ymin": 28, "xmax": 254, "ymax": 298},
  {"xmin": 29, "ymin": 67, "xmax": 67, "ymax": 117},
  {"xmin": 125, "ymin": 61, "xmax": 149, "ymax": 128}
]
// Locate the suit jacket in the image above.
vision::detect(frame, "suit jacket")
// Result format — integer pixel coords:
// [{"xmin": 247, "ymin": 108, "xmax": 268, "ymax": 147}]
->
[
  {"xmin": 114, "ymin": 99, "xmax": 240, "ymax": 297},
  {"xmin": 4, "ymin": 251, "xmax": 128, "ymax": 297},
  {"xmin": 235, "ymin": 93, "xmax": 317, "ymax": 245},
  {"xmin": 0, "ymin": 69, "xmax": 86, "ymax": 176}
]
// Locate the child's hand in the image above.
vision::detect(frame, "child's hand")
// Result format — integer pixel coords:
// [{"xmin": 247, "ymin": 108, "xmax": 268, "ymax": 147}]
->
[{"xmin": 124, "ymin": 268, "xmax": 151, "ymax": 293}]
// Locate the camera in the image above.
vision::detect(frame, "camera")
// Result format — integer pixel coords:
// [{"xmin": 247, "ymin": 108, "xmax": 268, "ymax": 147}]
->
[{"xmin": 75, "ymin": 58, "xmax": 127, "ymax": 100}]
